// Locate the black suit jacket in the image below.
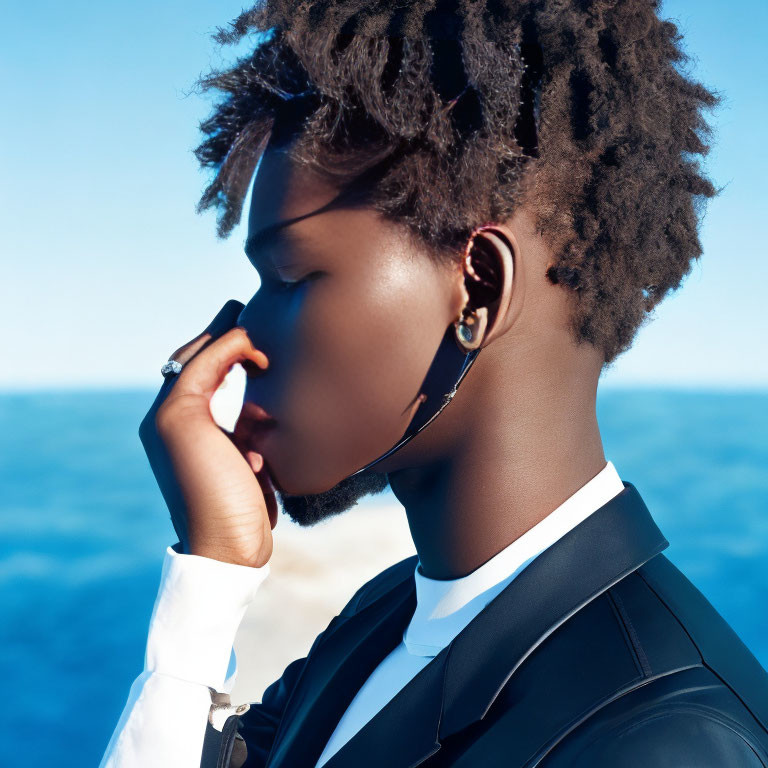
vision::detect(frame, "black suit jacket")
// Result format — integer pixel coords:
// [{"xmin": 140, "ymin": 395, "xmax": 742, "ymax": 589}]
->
[{"xmin": 201, "ymin": 481, "xmax": 768, "ymax": 767}]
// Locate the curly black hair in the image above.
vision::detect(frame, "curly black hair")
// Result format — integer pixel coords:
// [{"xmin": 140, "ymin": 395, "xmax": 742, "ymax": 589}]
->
[{"xmin": 191, "ymin": 0, "xmax": 719, "ymax": 367}]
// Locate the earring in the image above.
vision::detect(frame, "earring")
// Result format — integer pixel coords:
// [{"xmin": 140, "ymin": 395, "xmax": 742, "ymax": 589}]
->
[
  {"xmin": 454, "ymin": 308, "xmax": 488, "ymax": 351},
  {"xmin": 454, "ymin": 223, "xmax": 495, "ymax": 352}
]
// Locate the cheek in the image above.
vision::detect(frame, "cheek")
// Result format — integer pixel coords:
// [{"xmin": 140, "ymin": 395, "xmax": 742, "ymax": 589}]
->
[{"xmin": 275, "ymin": 270, "xmax": 450, "ymax": 490}]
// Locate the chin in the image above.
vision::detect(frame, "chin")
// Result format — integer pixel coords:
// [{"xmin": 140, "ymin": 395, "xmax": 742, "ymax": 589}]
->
[{"xmin": 276, "ymin": 468, "xmax": 390, "ymax": 528}]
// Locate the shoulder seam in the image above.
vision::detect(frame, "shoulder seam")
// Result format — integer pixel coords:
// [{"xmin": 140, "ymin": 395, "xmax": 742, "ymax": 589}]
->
[
  {"xmin": 637, "ymin": 566, "xmax": 702, "ymax": 654},
  {"xmin": 637, "ymin": 565, "xmax": 768, "ymax": 735},
  {"xmin": 607, "ymin": 587, "xmax": 653, "ymax": 678}
]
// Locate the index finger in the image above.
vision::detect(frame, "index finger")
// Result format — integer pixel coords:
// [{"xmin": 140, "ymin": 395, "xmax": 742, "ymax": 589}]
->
[
  {"xmin": 169, "ymin": 299, "xmax": 246, "ymax": 364},
  {"xmin": 167, "ymin": 326, "xmax": 268, "ymax": 403}
]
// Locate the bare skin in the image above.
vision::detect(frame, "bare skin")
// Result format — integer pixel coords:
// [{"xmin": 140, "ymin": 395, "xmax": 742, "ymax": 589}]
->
[{"xmin": 140, "ymin": 144, "xmax": 607, "ymax": 577}]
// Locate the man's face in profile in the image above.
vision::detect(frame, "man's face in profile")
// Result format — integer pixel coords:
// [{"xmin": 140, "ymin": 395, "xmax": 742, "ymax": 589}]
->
[{"xmin": 233, "ymin": 146, "xmax": 461, "ymax": 527}]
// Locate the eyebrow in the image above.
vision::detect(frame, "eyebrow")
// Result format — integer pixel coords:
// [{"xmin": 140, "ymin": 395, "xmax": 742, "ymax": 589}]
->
[{"xmin": 244, "ymin": 223, "xmax": 297, "ymax": 267}]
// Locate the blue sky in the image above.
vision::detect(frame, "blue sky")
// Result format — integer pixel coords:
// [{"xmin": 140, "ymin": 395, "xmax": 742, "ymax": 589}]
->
[{"xmin": 1, "ymin": 0, "xmax": 765, "ymax": 390}]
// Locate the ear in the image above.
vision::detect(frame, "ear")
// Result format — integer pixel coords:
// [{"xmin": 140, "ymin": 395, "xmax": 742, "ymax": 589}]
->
[{"xmin": 454, "ymin": 224, "xmax": 518, "ymax": 350}]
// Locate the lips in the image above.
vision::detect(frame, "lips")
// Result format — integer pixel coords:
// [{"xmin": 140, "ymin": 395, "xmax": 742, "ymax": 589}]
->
[
  {"xmin": 231, "ymin": 400, "xmax": 279, "ymax": 496},
  {"xmin": 235, "ymin": 401, "xmax": 278, "ymax": 449},
  {"xmin": 241, "ymin": 401, "xmax": 277, "ymax": 426}
]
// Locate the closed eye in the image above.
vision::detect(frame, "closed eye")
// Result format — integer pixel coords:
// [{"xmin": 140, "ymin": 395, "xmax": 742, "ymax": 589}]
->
[{"xmin": 264, "ymin": 271, "xmax": 323, "ymax": 293}]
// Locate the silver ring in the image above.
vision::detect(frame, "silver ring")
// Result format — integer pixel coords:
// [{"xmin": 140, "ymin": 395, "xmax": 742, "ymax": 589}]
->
[{"xmin": 160, "ymin": 359, "xmax": 183, "ymax": 378}]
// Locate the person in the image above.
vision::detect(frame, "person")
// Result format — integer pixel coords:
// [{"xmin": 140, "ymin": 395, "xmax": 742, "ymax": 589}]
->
[{"xmin": 99, "ymin": 1, "xmax": 768, "ymax": 766}]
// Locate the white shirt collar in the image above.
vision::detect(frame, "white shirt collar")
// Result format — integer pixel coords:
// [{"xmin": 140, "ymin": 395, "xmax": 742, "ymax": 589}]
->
[{"xmin": 402, "ymin": 460, "xmax": 625, "ymax": 657}]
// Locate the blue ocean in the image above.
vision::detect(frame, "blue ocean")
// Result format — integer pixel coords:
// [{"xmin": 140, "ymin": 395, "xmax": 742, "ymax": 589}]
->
[{"xmin": 1, "ymin": 388, "xmax": 766, "ymax": 766}]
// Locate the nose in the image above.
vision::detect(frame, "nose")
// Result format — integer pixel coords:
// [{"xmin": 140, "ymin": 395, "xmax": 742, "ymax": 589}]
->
[{"xmin": 237, "ymin": 299, "xmax": 273, "ymax": 363}]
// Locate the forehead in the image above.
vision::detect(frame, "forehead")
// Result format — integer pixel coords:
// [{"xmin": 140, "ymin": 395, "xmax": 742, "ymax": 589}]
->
[
  {"xmin": 247, "ymin": 148, "xmax": 342, "ymax": 239},
  {"xmin": 246, "ymin": 146, "xmax": 421, "ymax": 269}
]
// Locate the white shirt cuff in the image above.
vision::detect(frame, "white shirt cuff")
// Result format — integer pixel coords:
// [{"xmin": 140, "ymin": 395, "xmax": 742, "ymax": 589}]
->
[{"xmin": 143, "ymin": 542, "xmax": 270, "ymax": 692}]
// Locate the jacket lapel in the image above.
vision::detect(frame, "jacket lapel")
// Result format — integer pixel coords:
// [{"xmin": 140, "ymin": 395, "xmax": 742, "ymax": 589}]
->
[
  {"xmin": 265, "ymin": 568, "xmax": 419, "ymax": 768},
  {"xmin": 438, "ymin": 480, "xmax": 669, "ymax": 740},
  {"xmin": 269, "ymin": 480, "xmax": 669, "ymax": 768}
]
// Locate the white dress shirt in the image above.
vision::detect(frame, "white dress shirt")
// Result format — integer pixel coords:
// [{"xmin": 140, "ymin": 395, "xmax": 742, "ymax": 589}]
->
[
  {"xmin": 99, "ymin": 460, "xmax": 624, "ymax": 767},
  {"xmin": 97, "ymin": 545, "xmax": 271, "ymax": 767}
]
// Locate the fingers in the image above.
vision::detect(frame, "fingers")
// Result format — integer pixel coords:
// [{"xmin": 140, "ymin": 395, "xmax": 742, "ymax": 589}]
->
[
  {"xmin": 154, "ymin": 300, "xmax": 246, "ymax": 408},
  {"xmin": 169, "ymin": 300, "xmax": 246, "ymax": 365},
  {"xmin": 170, "ymin": 326, "xmax": 268, "ymax": 401},
  {"xmin": 142, "ymin": 300, "xmax": 252, "ymax": 491},
  {"xmin": 204, "ymin": 299, "xmax": 245, "ymax": 335}
]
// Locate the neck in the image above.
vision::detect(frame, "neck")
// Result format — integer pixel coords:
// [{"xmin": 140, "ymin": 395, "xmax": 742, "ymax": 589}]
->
[{"xmin": 388, "ymin": 350, "xmax": 606, "ymax": 580}]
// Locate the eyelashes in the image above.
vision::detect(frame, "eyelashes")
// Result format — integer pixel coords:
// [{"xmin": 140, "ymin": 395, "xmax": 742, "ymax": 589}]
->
[
  {"xmin": 272, "ymin": 276, "xmax": 302, "ymax": 292},
  {"xmin": 264, "ymin": 271, "xmax": 323, "ymax": 293}
]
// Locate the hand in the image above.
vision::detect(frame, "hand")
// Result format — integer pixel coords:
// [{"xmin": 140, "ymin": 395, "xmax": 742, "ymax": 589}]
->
[{"xmin": 138, "ymin": 300, "xmax": 276, "ymax": 568}]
